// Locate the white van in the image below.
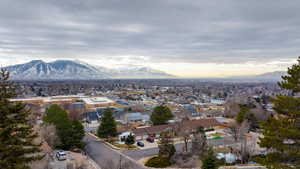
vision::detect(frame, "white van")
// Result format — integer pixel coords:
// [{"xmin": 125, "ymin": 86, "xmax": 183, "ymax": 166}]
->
[{"xmin": 56, "ymin": 151, "xmax": 67, "ymax": 161}]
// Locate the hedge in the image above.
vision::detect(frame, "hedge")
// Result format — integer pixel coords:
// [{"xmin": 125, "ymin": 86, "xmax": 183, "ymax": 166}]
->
[{"xmin": 145, "ymin": 156, "xmax": 171, "ymax": 168}]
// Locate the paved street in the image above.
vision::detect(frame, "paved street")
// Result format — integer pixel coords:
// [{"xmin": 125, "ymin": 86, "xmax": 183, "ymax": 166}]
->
[
  {"xmin": 123, "ymin": 136, "xmax": 236, "ymax": 160},
  {"xmin": 84, "ymin": 135, "xmax": 146, "ymax": 169},
  {"xmin": 84, "ymin": 133, "xmax": 236, "ymax": 168}
]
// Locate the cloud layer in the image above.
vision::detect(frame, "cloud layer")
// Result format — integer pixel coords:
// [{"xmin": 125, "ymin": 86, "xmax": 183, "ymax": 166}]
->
[{"xmin": 0, "ymin": 0, "xmax": 299, "ymax": 76}]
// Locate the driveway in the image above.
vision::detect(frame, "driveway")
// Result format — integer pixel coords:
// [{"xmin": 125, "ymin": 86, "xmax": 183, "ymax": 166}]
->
[{"xmin": 84, "ymin": 135, "xmax": 146, "ymax": 169}]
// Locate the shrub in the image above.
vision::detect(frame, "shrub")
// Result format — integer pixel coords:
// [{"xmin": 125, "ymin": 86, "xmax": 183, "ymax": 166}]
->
[
  {"xmin": 145, "ymin": 156, "xmax": 171, "ymax": 168},
  {"xmin": 125, "ymin": 134, "xmax": 135, "ymax": 146}
]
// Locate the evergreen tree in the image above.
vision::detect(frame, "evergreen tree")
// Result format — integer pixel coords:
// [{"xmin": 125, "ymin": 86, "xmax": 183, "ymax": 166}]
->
[
  {"xmin": 257, "ymin": 57, "xmax": 300, "ymax": 168},
  {"xmin": 0, "ymin": 69, "xmax": 42, "ymax": 169},
  {"xmin": 57, "ymin": 120, "xmax": 85, "ymax": 150},
  {"xmin": 201, "ymin": 148, "xmax": 217, "ymax": 169},
  {"xmin": 97, "ymin": 108, "xmax": 117, "ymax": 138},
  {"xmin": 43, "ymin": 104, "xmax": 69, "ymax": 126},
  {"xmin": 43, "ymin": 104, "xmax": 85, "ymax": 150},
  {"xmin": 236, "ymin": 106, "xmax": 249, "ymax": 124},
  {"xmin": 125, "ymin": 133, "xmax": 135, "ymax": 146},
  {"xmin": 151, "ymin": 105, "xmax": 174, "ymax": 125}
]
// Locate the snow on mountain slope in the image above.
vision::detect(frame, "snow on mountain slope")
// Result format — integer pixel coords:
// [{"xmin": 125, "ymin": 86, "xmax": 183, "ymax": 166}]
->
[
  {"xmin": 110, "ymin": 66, "xmax": 176, "ymax": 79},
  {"xmin": 4, "ymin": 60, "xmax": 175, "ymax": 80},
  {"xmin": 4, "ymin": 60, "xmax": 110, "ymax": 80}
]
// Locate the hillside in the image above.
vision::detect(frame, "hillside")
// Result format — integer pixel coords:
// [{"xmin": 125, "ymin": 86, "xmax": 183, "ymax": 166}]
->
[{"xmin": 4, "ymin": 60, "xmax": 175, "ymax": 80}]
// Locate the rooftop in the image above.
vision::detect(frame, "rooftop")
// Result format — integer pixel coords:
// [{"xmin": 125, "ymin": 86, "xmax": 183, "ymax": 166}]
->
[{"xmin": 80, "ymin": 97, "xmax": 115, "ymax": 105}]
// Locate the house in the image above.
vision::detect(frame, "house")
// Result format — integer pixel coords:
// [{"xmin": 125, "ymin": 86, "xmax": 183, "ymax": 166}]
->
[
  {"xmin": 86, "ymin": 111, "xmax": 102, "ymax": 130},
  {"xmin": 125, "ymin": 112, "xmax": 150, "ymax": 123},
  {"xmin": 182, "ymin": 104, "xmax": 201, "ymax": 117},
  {"xmin": 133, "ymin": 124, "xmax": 174, "ymax": 140},
  {"xmin": 119, "ymin": 131, "xmax": 134, "ymax": 141},
  {"xmin": 132, "ymin": 118, "xmax": 220, "ymax": 140}
]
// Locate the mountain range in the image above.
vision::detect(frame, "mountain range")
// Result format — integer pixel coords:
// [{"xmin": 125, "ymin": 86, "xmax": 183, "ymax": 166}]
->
[
  {"xmin": 229, "ymin": 71, "xmax": 286, "ymax": 82},
  {"xmin": 4, "ymin": 60, "xmax": 175, "ymax": 80},
  {"xmin": 3, "ymin": 60, "xmax": 286, "ymax": 81}
]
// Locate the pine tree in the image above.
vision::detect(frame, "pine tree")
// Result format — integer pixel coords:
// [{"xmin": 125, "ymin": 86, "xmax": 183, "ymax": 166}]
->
[
  {"xmin": 97, "ymin": 108, "xmax": 117, "ymax": 138},
  {"xmin": 201, "ymin": 148, "xmax": 217, "ymax": 169},
  {"xmin": 258, "ymin": 57, "xmax": 300, "ymax": 169},
  {"xmin": 236, "ymin": 106, "xmax": 249, "ymax": 124},
  {"xmin": 0, "ymin": 69, "xmax": 42, "ymax": 169},
  {"xmin": 151, "ymin": 105, "xmax": 174, "ymax": 125}
]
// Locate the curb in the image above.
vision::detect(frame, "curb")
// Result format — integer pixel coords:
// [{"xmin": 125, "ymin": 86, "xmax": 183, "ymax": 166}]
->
[
  {"xmin": 86, "ymin": 133, "xmax": 148, "ymax": 169},
  {"xmin": 87, "ymin": 133, "xmax": 139, "ymax": 151},
  {"xmin": 87, "ymin": 133, "xmax": 121, "ymax": 150}
]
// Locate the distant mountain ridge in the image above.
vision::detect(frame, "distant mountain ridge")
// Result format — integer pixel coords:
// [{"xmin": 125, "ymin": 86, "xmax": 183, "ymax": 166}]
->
[
  {"xmin": 229, "ymin": 71, "xmax": 286, "ymax": 82},
  {"xmin": 4, "ymin": 60, "xmax": 175, "ymax": 80},
  {"xmin": 251, "ymin": 71, "xmax": 286, "ymax": 80}
]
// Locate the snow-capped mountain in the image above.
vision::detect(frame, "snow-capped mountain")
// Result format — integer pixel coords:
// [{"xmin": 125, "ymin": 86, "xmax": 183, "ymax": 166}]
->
[
  {"xmin": 109, "ymin": 66, "xmax": 175, "ymax": 79},
  {"xmin": 4, "ymin": 60, "xmax": 175, "ymax": 80}
]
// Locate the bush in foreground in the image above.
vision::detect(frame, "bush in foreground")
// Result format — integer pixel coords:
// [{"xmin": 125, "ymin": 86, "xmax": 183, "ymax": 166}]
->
[{"xmin": 145, "ymin": 156, "xmax": 171, "ymax": 168}]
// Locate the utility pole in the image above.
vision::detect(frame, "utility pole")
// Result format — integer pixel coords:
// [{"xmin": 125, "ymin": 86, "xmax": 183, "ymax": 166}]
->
[{"xmin": 118, "ymin": 154, "xmax": 122, "ymax": 169}]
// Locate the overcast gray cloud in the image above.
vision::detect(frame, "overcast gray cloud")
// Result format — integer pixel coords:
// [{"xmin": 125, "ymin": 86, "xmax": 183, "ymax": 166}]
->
[{"xmin": 0, "ymin": 0, "xmax": 299, "ymax": 66}]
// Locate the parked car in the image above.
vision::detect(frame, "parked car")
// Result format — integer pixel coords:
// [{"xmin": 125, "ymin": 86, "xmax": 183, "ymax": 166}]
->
[
  {"xmin": 137, "ymin": 141, "xmax": 145, "ymax": 147},
  {"xmin": 56, "ymin": 151, "xmax": 67, "ymax": 161},
  {"xmin": 146, "ymin": 137, "xmax": 154, "ymax": 143}
]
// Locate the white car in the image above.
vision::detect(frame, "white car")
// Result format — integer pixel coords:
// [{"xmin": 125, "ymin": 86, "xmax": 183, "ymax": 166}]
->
[{"xmin": 56, "ymin": 151, "xmax": 67, "ymax": 161}]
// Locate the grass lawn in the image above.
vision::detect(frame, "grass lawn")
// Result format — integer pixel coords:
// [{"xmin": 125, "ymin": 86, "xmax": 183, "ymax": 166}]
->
[{"xmin": 113, "ymin": 144, "xmax": 138, "ymax": 150}]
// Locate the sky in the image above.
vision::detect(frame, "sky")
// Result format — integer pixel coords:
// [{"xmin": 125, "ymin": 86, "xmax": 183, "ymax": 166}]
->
[{"xmin": 0, "ymin": 0, "xmax": 299, "ymax": 78}]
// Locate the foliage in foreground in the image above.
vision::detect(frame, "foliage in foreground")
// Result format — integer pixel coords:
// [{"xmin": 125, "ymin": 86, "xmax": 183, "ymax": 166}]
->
[
  {"xmin": 256, "ymin": 57, "xmax": 300, "ymax": 169},
  {"xmin": 201, "ymin": 148, "xmax": 218, "ymax": 169},
  {"xmin": 0, "ymin": 69, "xmax": 42, "ymax": 169}
]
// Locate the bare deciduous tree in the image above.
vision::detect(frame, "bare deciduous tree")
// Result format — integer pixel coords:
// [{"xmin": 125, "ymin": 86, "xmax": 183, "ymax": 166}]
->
[
  {"xmin": 191, "ymin": 128, "xmax": 207, "ymax": 158},
  {"xmin": 230, "ymin": 121, "xmax": 254, "ymax": 163},
  {"xmin": 227, "ymin": 120, "xmax": 250, "ymax": 142},
  {"xmin": 40, "ymin": 124, "xmax": 60, "ymax": 149},
  {"xmin": 227, "ymin": 123, "xmax": 240, "ymax": 142},
  {"xmin": 175, "ymin": 118, "xmax": 191, "ymax": 152},
  {"xmin": 171, "ymin": 152, "xmax": 197, "ymax": 168}
]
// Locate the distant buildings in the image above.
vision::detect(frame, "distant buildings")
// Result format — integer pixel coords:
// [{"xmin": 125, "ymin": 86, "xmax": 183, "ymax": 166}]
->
[
  {"xmin": 181, "ymin": 104, "xmax": 201, "ymax": 117},
  {"xmin": 10, "ymin": 95, "xmax": 116, "ymax": 109},
  {"xmin": 82, "ymin": 97, "xmax": 116, "ymax": 108},
  {"xmin": 125, "ymin": 112, "xmax": 150, "ymax": 123}
]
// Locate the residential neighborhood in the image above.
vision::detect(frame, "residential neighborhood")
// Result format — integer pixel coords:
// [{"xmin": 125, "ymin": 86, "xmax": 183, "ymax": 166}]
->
[
  {"xmin": 1, "ymin": 1, "xmax": 300, "ymax": 169},
  {"xmin": 5, "ymin": 79, "xmax": 283, "ymax": 169}
]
